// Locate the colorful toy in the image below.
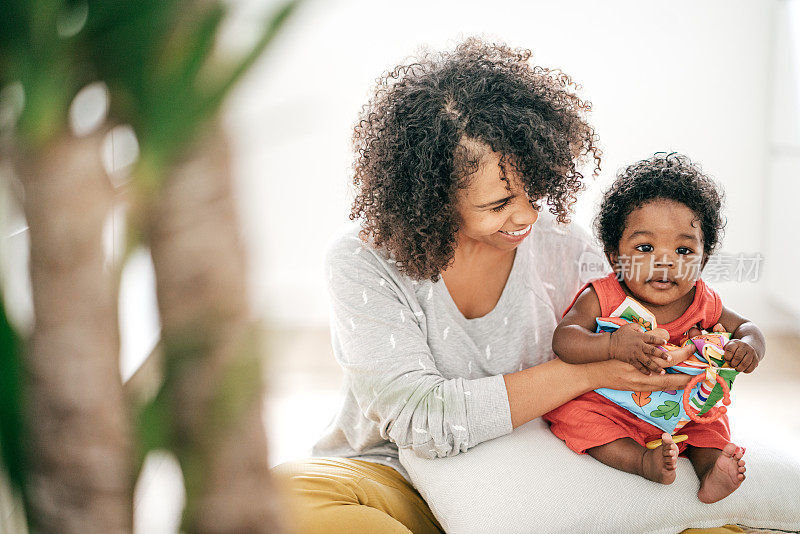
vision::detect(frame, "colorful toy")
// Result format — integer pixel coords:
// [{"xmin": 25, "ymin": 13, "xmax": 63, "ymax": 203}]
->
[{"xmin": 593, "ymin": 297, "xmax": 739, "ymax": 448}]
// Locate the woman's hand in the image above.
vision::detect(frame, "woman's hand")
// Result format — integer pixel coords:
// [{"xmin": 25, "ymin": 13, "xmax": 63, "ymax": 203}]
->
[
  {"xmin": 587, "ymin": 355, "xmax": 693, "ymax": 392},
  {"xmin": 606, "ymin": 323, "xmax": 672, "ymax": 375}
]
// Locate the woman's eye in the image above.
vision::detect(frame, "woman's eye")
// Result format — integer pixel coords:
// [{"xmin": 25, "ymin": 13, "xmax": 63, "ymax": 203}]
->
[
  {"xmin": 491, "ymin": 201, "xmax": 510, "ymax": 213},
  {"xmin": 676, "ymin": 247, "xmax": 693, "ymax": 255},
  {"xmin": 635, "ymin": 244, "xmax": 653, "ymax": 253}
]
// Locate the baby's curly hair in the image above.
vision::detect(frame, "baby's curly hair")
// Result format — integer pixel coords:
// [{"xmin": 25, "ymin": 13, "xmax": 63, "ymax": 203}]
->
[
  {"xmin": 594, "ymin": 152, "xmax": 726, "ymax": 258},
  {"xmin": 349, "ymin": 37, "xmax": 601, "ymax": 281}
]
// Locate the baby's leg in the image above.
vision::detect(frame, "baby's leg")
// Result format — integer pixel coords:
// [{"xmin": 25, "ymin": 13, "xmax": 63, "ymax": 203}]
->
[
  {"xmin": 586, "ymin": 433, "xmax": 678, "ymax": 484},
  {"xmin": 687, "ymin": 444, "xmax": 746, "ymax": 504}
]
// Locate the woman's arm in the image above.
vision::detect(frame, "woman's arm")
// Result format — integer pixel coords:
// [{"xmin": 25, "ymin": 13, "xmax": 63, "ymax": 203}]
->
[{"xmin": 503, "ymin": 358, "xmax": 692, "ymax": 429}]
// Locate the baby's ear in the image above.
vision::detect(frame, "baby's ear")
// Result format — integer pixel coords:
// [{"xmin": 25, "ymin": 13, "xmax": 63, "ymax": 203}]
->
[
  {"xmin": 700, "ymin": 252, "xmax": 710, "ymax": 270},
  {"xmin": 606, "ymin": 251, "xmax": 624, "ymax": 280}
]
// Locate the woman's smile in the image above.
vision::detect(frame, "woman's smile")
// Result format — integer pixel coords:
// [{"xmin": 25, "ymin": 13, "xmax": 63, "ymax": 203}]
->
[{"xmin": 498, "ymin": 224, "xmax": 532, "ymax": 241}]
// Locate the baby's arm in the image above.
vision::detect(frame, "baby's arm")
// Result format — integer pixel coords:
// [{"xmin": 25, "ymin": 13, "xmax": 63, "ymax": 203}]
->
[
  {"xmin": 552, "ymin": 286, "xmax": 673, "ymax": 375},
  {"xmin": 715, "ymin": 306, "xmax": 766, "ymax": 373},
  {"xmin": 551, "ymin": 286, "xmax": 606, "ymax": 364}
]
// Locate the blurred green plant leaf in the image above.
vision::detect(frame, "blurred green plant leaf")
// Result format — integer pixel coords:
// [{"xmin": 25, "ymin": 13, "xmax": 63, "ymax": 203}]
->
[
  {"xmin": 80, "ymin": 0, "xmax": 300, "ymax": 190},
  {"xmin": 0, "ymin": 0, "xmax": 94, "ymax": 148},
  {"xmin": 0, "ymin": 291, "xmax": 27, "ymax": 502},
  {"xmin": 134, "ymin": 383, "xmax": 171, "ymax": 475},
  {"xmin": 199, "ymin": 1, "xmax": 298, "ymax": 124}
]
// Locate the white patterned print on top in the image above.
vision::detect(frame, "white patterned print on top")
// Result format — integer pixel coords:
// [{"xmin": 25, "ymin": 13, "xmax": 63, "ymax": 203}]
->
[{"xmin": 311, "ymin": 215, "xmax": 605, "ymax": 484}]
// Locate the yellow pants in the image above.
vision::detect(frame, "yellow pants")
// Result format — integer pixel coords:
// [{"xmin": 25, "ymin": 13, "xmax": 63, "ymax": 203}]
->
[
  {"xmin": 272, "ymin": 457, "xmax": 443, "ymax": 533},
  {"xmin": 271, "ymin": 457, "xmax": 745, "ymax": 534}
]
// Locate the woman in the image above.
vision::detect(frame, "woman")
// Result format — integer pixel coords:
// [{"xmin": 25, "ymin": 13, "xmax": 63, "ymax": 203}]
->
[{"xmin": 271, "ymin": 38, "xmax": 726, "ymax": 534}]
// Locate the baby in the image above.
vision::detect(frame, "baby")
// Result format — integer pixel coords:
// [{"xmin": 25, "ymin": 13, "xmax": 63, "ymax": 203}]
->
[{"xmin": 543, "ymin": 153, "xmax": 766, "ymax": 503}]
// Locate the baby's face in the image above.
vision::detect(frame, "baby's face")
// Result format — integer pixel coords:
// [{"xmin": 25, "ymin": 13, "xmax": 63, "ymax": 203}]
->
[{"xmin": 610, "ymin": 199, "xmax": 706, "ymax": 307}]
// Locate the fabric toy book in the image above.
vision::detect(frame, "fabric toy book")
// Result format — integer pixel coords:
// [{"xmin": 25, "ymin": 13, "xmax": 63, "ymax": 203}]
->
[{"xmin": 594, "ymin": 297, "xmax": 739, "ymax": 439}]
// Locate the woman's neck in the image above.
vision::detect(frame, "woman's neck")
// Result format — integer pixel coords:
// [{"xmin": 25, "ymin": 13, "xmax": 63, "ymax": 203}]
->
[
  {"xmin": 447, "ymin": 239, "xmax": 515, "ymax": 276},
  {"xmin": 440, "ymin": 238, "xmax": 517, "ymax": 320}
]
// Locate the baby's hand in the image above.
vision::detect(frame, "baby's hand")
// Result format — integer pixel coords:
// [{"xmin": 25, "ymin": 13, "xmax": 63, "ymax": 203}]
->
[
  {"xmin": 683, "ymin": 323, "xmax": 724, "ymax": 343},
  {"xmin": 607, "ymin": 323, "xmax": 672, "ymax": 375},
  {"xmin": 724, "ymin": 339, "xmax": 759, "ymax": 373}
]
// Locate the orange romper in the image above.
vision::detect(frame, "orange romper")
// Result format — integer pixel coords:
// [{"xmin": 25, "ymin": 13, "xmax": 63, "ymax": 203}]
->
[{"xmin": 543, "ymin": 272, "xmax": 731, "ymax": 455}]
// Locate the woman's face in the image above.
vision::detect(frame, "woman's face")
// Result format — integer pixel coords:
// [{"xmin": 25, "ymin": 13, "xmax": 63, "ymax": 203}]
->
[
  {"xmin": 610, "ymin": 199, "xmax": 707, "ymax": 307},
  {"xmin": 454, "ymin": 147, "xmax": 541, "ymax": 252}
]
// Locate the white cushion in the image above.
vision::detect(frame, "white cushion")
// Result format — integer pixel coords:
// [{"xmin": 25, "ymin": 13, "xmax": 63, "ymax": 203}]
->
[{"xmin": 399, "ymin": 418, "xmax": 800, "ymax": 534}]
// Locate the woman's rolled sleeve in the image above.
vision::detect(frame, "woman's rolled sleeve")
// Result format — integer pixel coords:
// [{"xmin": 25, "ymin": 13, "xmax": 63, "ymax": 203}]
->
[{"xmin": 463, "ymin": 375, "xmax": 513, "ymax": 448}]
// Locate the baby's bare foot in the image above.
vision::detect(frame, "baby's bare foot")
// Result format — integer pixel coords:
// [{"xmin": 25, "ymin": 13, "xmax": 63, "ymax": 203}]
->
[
  {"xmin": 641, "ymin": 433, "xmax": 678, "ymax": 484},
  {"xmin": 698, "ymin": 443, "xmax": 746, "ymax": 504}
]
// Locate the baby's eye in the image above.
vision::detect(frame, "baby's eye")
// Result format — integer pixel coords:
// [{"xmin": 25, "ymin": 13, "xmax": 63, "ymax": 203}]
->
[
  {"xmin": 635, "ymin": 244, "xmax": 653, "ymax": 253},
  {"xmin": 676, "ymin": 246, "xmax": 693, "ymax": 255}
]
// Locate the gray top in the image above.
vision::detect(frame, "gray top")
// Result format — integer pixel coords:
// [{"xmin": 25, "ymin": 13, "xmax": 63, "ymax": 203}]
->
[{"xmin": 312, "ymin": 213, "xmax": 607, "ymax": 482}]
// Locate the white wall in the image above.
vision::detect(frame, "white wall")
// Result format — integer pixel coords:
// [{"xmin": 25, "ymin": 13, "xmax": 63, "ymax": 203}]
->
[
  {"xmin": 223, "ymin": 0, "xmax": 782, "ymax": 329},
  {"xmin": 0, "ymin": 0, "xmax": 793, "ymax": 419},
  {"xmin": 765, "ymin": 0, "xmax": 800, "ymax": 321}
]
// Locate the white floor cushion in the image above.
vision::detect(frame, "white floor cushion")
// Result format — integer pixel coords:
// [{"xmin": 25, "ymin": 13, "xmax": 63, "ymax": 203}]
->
[{"xmin": 399, "ymin": 418, "xmax": 800, "ymax": 534}]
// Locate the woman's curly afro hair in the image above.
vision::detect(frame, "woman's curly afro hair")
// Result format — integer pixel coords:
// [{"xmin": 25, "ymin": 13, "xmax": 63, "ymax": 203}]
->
[
  {"xmin": 594, "ymin": 152, "xmax": 726, "ymax": 258},
  {"xmin": 349, "ymin": 37, "xmax": 601, "ymax": 281}
]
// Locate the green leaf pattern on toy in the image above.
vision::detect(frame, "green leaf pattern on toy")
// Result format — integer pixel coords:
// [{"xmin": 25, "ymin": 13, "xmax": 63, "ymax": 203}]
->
[
  {"xmin": 698, "ymin": 368, "xmax": 739, "ymax": 415},
  {"xmin": 650, "ymin": 400, "xmax": 680, "ymax": 420}
]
